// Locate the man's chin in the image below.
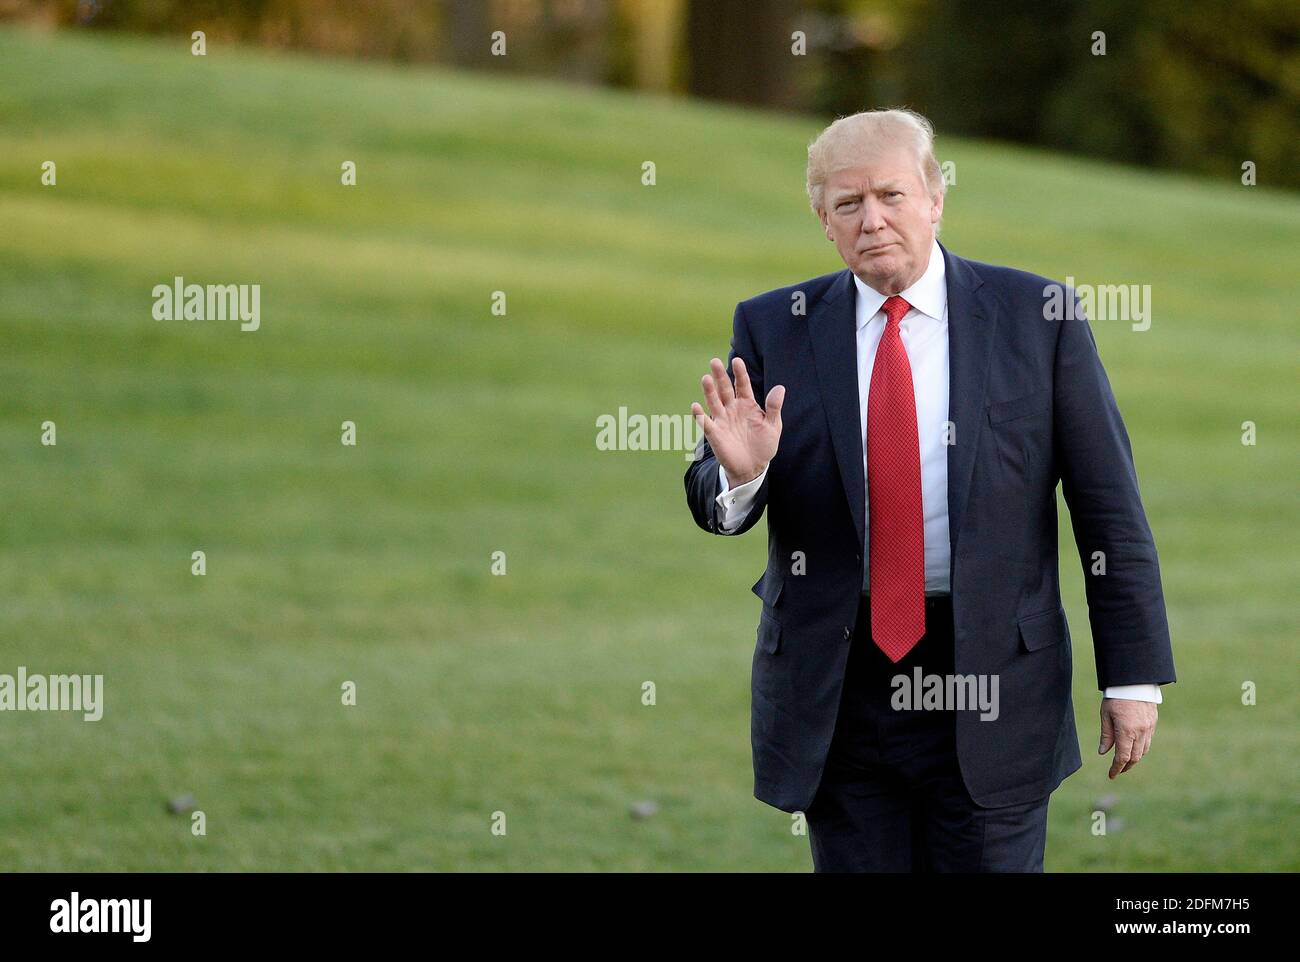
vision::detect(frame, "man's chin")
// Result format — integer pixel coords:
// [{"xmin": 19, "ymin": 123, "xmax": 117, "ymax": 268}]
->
[{"xmin": 856, "ymin": 257, "xmax": 904, "ymax": 291}]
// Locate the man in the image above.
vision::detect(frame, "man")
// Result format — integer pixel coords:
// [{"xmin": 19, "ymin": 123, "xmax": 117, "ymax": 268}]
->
[{"xmin": 683, "ymin": 108, "xmax": 1175, "ymax": 872}]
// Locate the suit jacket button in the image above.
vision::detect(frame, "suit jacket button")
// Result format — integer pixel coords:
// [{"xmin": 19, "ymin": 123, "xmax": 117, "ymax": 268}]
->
[{"xmin": 843, "ymin": 626, "xmax": 851, "ymax": 640}]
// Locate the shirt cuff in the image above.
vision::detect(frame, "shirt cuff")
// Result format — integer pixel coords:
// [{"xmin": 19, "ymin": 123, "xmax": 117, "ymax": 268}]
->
[
  {"xmin": 1103, "ymin": 683, "xmax": 1163, "ymax": 704},
  {"xmin": 715, "ymin": 464, "xmax": 768, "ymax": 532}
]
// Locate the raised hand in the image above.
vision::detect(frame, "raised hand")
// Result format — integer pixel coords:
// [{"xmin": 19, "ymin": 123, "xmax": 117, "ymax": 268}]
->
[{"xmin": 691, "ymin": 357, "xmax": 785, "ymax": 486}]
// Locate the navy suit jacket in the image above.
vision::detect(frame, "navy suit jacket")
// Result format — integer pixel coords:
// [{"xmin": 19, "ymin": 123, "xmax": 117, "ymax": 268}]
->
[{"xmin": 684, "ymin": 241, "xmax": 1176, "ymax": 812}]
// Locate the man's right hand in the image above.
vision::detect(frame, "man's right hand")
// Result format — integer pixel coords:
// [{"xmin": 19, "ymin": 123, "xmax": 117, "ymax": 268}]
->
[{"xmin": 690, "ymin": 356, "xmax": 785, "ymax": 486}]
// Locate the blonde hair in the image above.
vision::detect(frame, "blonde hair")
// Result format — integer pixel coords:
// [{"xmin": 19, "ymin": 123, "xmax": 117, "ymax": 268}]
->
[{"xmin": 806, "ymin": 108, "xmax": 945, "ymax": 216}]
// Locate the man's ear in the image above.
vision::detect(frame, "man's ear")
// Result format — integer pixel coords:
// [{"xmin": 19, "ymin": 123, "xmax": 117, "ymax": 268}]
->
[
  {"xmin": 930, "ymin": 189, "xmax": 945, "ymax": 226},
  {"xmin": 817, "ymin": 208, "xmax": 832, "ymax": 241}
]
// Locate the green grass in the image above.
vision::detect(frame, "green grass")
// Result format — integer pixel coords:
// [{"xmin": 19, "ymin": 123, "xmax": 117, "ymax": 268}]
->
[{"xmin": 0, "ymin": 25, "xmax": 1296, "ymax": 871}]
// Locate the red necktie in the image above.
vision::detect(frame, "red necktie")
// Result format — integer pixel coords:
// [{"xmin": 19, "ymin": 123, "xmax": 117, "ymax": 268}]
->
[{"xmin": 867, "ymin": 294, "xmax": 925, "ymax": 662}]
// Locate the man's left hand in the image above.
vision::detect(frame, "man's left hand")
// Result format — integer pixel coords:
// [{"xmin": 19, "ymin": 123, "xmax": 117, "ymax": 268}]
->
[{"xmin": 1099, "ymin": 698, "xmax": 1158, "ymax": 778}]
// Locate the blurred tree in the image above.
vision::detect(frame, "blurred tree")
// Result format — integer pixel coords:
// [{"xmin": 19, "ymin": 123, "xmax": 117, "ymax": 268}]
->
[
  {"xmin": 1040, "ymin": 0, "xmax": 1299, "ymax": 185},
  {"xmin": 610, "ymin": 0, "xmax": 683, "ymax": 92},
  {"xmin": 441, "ymin": 0, "xmax": 494, "ymax": 69},
  {"xmin": 803, "ymin": 0, "xmax": 910, "ymax": 117},
  {"xmin": 685, "ymin": 0, "xmax": 802, "ymax": 108},
  {"xmin": 903, "ymin": 0, "xmax": 1298, "ymax": 187},
  {"xmin": 20, "ymin": 0, "xmax": 1296, "ymax": 186},
  {"xmin": 906, "ymin": 0, "xmax": 1079, "ymax": 142}
]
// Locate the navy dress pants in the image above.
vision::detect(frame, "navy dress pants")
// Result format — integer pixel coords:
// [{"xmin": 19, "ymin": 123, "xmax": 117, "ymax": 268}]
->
[{"xmin": 805, "ymin": 594, "xmax": 1051, "ymax": 872}]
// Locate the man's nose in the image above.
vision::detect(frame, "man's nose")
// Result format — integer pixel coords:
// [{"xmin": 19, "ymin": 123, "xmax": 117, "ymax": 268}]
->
[{"xmin": 859, "ymin": 198, "xmax": 887, "ymax": 232}]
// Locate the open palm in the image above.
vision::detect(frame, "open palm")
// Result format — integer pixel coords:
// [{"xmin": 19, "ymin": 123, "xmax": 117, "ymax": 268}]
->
[{"xmin": 691, "ymin": 356, "xmax": 785, "ymax": 485}]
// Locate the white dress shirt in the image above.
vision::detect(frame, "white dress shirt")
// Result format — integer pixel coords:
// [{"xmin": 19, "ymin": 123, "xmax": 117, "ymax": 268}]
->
[{"xmin": 713, "ymin": 239, "xmax": 1162, "ymax": 703}]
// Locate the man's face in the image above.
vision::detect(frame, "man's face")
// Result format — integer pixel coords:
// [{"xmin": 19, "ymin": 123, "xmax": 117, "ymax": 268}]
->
[{"xmin": 817, "ymin": 147, "xmax": 944, "ymax": 295}]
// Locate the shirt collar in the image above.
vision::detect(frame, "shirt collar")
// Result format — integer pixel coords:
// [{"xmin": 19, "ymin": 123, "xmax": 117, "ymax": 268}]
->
[{"xmin": 852, "ymin": 237, "xmax": 947, "ymax": 330}]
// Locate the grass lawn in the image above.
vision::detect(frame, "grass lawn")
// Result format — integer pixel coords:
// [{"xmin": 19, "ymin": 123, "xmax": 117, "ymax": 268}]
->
[{"xmin": 0, "ymin": 25, "xmax": 1295, "ymax": 871}]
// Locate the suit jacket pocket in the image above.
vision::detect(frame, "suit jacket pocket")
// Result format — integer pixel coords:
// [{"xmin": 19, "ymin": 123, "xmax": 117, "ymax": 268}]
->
[
  {"xmin": 988, "ymin": 388, "xmax": 1051, "ymax": 425},
  {"xmin": 1018, "ymin": 607, "xmax": 1068, "ymax": 651}
]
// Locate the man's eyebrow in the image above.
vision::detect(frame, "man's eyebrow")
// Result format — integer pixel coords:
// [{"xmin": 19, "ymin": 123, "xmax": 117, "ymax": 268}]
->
[{"xmin": 832, "ymin": 181, "xmax": 907, "ymax": 203}]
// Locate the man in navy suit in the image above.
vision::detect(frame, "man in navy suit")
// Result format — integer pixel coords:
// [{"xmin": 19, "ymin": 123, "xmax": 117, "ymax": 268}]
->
[{"xmin": 684, "ymin": 108, "xmax": 1176, "ymax": 872}]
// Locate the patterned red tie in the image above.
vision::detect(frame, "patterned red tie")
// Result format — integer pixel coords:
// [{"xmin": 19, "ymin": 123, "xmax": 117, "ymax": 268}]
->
[{"xmin": 867, "ymin": 294, "xmax": 925, "ymax": 662}]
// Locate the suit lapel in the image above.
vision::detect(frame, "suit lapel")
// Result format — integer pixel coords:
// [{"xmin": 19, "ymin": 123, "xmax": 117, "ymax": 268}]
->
[
  {"xmin": 806, "ymin": 268, "xmax": 866, "ymax": 552},
  {"xmin": 941, "ymin": 241, "xmax": 996, "ymax": 568}
]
